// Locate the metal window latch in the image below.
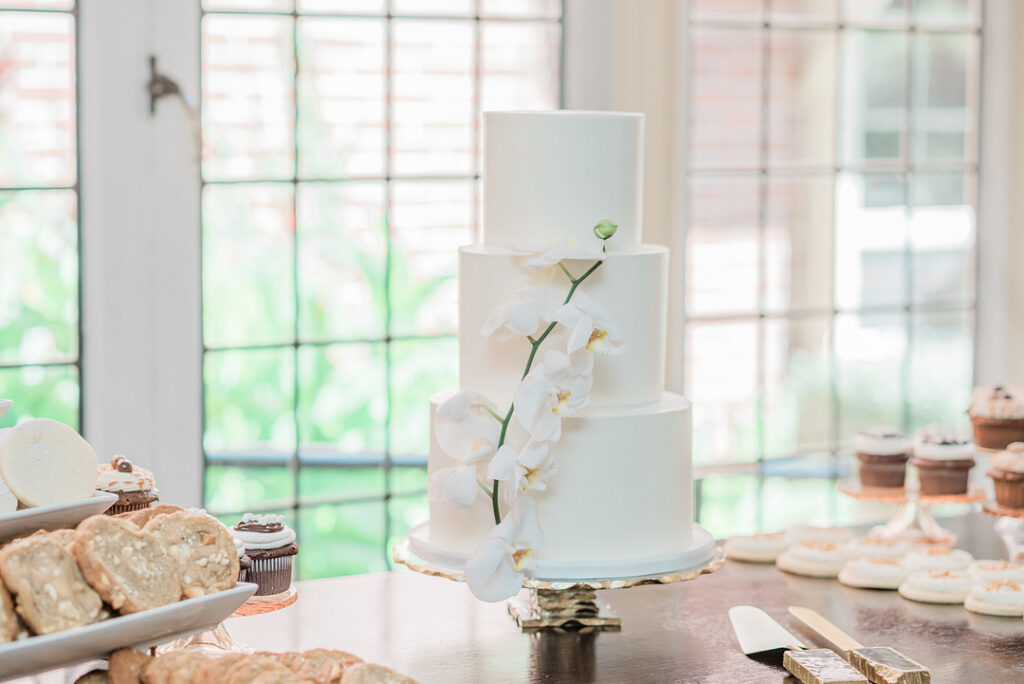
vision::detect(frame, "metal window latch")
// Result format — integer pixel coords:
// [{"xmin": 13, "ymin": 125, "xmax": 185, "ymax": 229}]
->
[{"xmin": 147, "ymin": 55, "xmax": 182, "ymax": 115}]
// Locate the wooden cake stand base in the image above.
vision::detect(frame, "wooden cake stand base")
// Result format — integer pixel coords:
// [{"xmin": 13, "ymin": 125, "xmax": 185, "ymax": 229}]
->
[{"xmin": 838, "ymin": 481, "xmax": 986, "ymax": 545}]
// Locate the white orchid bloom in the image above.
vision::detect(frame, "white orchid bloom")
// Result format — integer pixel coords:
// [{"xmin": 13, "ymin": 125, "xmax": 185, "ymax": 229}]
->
[
  {"xmin": 429, "ymin": 391, "xmax": 500, "ymax": 508},
  {"xmin": 464, "ymin": 498, "xmax": 544, "ymax": 602},
  {"xmin": 523, "ymin": 239, "xmax": 606, "ymax": 270},
  {"xmin": 553, "ymin": 291, "xmax": 625, "ymax": 356},
  {"xmin": 487, "ymin": 441, "xmax": 556, "ymax": 504},
  {"xmin": 482, "ymin": 287, "xmax": 564, "ymax": 341},
  {"xmin": 513, "ymin": 349, "xmax": 593, "ymax": 442}
]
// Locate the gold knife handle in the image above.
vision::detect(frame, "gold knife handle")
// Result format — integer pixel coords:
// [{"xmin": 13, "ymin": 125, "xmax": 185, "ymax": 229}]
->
[{"xmin": 849, "ymin": 647, "xmax": 930, "ymax": 684}]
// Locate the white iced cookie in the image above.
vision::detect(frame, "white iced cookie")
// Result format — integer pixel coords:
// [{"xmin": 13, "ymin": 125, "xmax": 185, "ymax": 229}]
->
[
  {"xmin": 970, "ymin": 560, "xmax": 1024, "ymax": 584},
  {"xmin": 898, "ymin": 570, "xmax": 974, "ymax": 604},
  {"xmin": 776, "ymin": 541, "xmax": 849, "ymax": 578},
  {"xmin": 0, "ymin": 419, "xmax": 98, "ymax": 508},
  {"xmin": 964, "ymin": 581, "xmax": 1024, "ymax": 617},
  {"xmin": 845, "ymin": 536, "xmax": 910, "ymax": 559},
  {"xmin": 724, "ymin": 533, "xmax": 791, "ymax": 563},
  {"xmin": 905, "ymin": 547, "xmax": 973, "ymax": 572},
  {"xmin": 787, "ymin": 524, "xmax": 855, "ymax": 546},
  {"xmin": 838, "ymin": 557, "xmax": 909, "ymax": 590}
]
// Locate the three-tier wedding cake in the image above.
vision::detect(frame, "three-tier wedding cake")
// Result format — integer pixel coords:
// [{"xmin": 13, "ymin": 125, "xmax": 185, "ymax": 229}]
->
[{"xmin": 409, "ymin": 111, "xmax": 715, "ymax": 601}]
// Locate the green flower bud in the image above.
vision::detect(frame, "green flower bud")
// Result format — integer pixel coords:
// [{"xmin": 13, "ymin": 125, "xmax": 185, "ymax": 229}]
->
[{"xmin": 593, "ymin": 220, "xmax": 618, "ymax": 240}]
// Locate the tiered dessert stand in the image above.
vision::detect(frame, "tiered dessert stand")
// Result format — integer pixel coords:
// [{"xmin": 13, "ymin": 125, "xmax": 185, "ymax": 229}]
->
[
  {"xmin": 392, "ymin": 537, "xmax": 724, "ymax": 632},
  {"xmin": 160, "ymin": 586, "xmax": 298, "ymax": 654},
  {"xmin": 837, "ymin": 480, "xmax": 986, "ymax": 546},
  {"xmin": 982, "ymin": 501, "xmax": 1024, "ymax": 561}
]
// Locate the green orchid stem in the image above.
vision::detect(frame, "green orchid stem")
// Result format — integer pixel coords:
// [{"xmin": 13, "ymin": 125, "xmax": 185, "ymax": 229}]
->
[
  {"xmin": 477, "ymin": 480, "xmax": 494, "ymax": 498},
  {"xmin": 558, "ymin": 262, "xmax": 575, "ymax": 281},
  {"xmin": 489, "ymin": 244, "xmax": 608, "ymax": 525},
  {"xmin": 485, "ymin": 406, "xmax": 504, "ymax": 422}
]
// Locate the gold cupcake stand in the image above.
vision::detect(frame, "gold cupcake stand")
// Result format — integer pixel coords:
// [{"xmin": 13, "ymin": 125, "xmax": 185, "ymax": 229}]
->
[{"xmin": 392, "ymin": 539, "xmax": 725, "ymax": 632}]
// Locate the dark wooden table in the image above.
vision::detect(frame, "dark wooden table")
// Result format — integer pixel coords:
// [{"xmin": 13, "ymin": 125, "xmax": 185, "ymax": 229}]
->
[{"xmin": 23, "ymin": 512, "xmax": 1024, "ymax": 683}]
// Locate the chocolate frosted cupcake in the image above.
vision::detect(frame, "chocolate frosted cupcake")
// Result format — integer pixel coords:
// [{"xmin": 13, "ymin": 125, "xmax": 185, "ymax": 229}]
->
[
  {"xmin": 96, "ymin": 455, "xmax": 159, "ymax": 515},
  {"xmin": 854, "ymin": 426, "xmax": 912, "ymax": 488},
  {"xmin": 911, "ymin": 425, "xmax": 975, "ymax": 496},
  {"xmin": 968, "ymin": 385, "xmax": 1024, "ymax": 450},
  {"xmin": 988, "ymin": 442, "xmax": 1024, "ymax": 509},
  {"xmin": 231, "ymin": 513, "xmax": 298, "ymax": 595}
]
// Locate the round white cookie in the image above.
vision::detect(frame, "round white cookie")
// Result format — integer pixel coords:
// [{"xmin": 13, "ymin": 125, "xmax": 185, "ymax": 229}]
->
[
  {"xmin": 846, "ymin": 536, "xmax": 910, "ymax": 560},
  {"xmin": 787, "ymin": 524, "xmax": 855, "ymax": 546},
  {"xmin": 776, "ymin": 541, "xmax": 848, "ymax": 578},
  {"xmin": 969, "ymin": 560, "xmax": 1024, "ymax": 584},
  {"xmin": 0, "ymin": 419, "xmax": 97, "ymax": 508},
  {"xmin": 904, "ymin": 547, "xmax": 973, "ymax": 572},
  {"xmin": 964, "ymin": 581, "xmax": 1024, "ymax": 617},
  {"xmin": 838, "ymin": 557, "xmax": 909, "ymax": 590},
  {"xmin": 724, "ymin": 533, "xmax": 791, "ymax": 563},
  {"xmin": 898, "ymin": 570, "xmax": 974, "ymax": 604},
  {"xmin": 0, "ymin": 428, "xmax": 14, "ymax": 513}
]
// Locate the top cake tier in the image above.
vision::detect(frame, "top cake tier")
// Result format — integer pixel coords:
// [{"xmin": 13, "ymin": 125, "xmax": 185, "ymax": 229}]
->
[{"xmin": 482, "ymin": 111, "xmax": 644, "ymax": 251}]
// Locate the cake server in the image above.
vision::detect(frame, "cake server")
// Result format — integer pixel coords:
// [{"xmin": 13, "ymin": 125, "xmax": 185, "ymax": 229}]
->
[
  {"xmin": 728, "ymin": 606, "xmax": 868, "ymax": 684},
  {"xmin": 788, "ymin": 606, "xmax": 930, "ymax": 684}
]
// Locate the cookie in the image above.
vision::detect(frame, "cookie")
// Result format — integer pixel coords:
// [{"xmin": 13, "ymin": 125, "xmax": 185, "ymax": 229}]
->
[
  {"xmin": 140, "ymin": 651, "xmax": 209, "ymax": 684},
  {"xmin": 124, "ymin": 504, "xmax": 184, "ymax": 528},
  {"xmin": 144, "ymin": 511, "xmax": 239, "ymax": 598},
  {"xmin": 0, "ymin": 418, "xmax": 98, "ymax": 507},
  {"xmin": 75, "ymin": 670, "xmax": 109, "ymax": 683},
  {"xmin": 898, "ymin": 569, "xmax": 974, "ymax": 604},
  {"xmin": 904, "ymin": 547, "xmax": 973, "ymax": 572},
  {"xmin": 265, "ymin": 649, "xmax": 363, "ymax": 683},
  {"xmin": 0, "ymin": 463, "xmax": 17, "ymax": 514},
  {"xmin": 838, "ymin": 557, "xmax": 908, "ymax": 590},
  {"xmin": 776, "ymin": 541, "xmax": 848, "ymax": 578},
  {"xmin": 0, "ymin": 536, "xmax": 103, "ymax": 634},
  {"xmin": 964, "ymin": 581, "xmax": 1024, "ymax": 617},
  {"xmin": 723, "ymin": 533, "xmax": 790, "ymax": 563},
  {"xmin": 194, "ymin": 654, "xmax": 248, "ymax": 684},
  {"xmin": 109, "ymin": 649, "xmax": 153, "ymax": 684},
  {"xmin": 969, "ymin": 559, "xmax": 1024, "ymax": 584},
  {"xmin": 341, "ymin": 663, "xmax": 419, "ymax": 684},
  {"xmin": 224, "ymin": 656, "xmax": 296, "ymax": 684},
  {"xmin": 0, "ymin": 575, "xmax": 17, "ymax": 643},
  {"xmin": 73, "ymin": 515, "xmax": 183, "ymax": 613}
]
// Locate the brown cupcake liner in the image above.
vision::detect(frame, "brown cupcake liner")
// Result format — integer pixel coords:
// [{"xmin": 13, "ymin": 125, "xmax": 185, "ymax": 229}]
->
[
  {"xmin": 857, "ymin": 453, "xmax": 910, "ymax": 488},
  {"xmin": 912, "ymin": 457, "xmax": 974, "ymax": 496},
  {"xmin": 104, "ymin": 501, "xmax": 155, "ymax": 516},
  {"xmin": 249, "ymin": 555, "xmax": 293, "ymax": 595},
  {"xmin": 970, "ymin": 416, "xmax": 1024, "ymax": 450},
  {"xmin": 989, "ymin": 469, "xmax": 1024, "ymax": 509}
]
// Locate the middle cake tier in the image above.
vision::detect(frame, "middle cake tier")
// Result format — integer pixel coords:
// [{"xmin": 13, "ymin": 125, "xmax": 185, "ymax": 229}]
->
[{"xmin": 459, "ymin": 244, "xmax": 668, "ymax": 409}]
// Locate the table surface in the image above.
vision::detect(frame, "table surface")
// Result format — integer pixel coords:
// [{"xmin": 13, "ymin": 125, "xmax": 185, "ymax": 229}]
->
[{"xmin": 21, "ymin": 512, "xmax": 1024, "ymax": 684}]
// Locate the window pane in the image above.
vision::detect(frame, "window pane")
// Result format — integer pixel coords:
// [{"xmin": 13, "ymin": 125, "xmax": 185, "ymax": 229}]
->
[
  {"xmin": 481, "ymin": 0, "xmax": 561, "ymax": 18},
  {"xmin": 297, "ymin": 17, "xmax": 386, "ymax": 179},
  {"xmin": 391, "ymin": 0, "xmax": 472, "ymax": 15},
  {"xmin": 298, "ymin": 501, "xmax": 386, "ymax": 579},
  {"xmin": 0, "ymin": 12, "xmax": 76, "ymax": 187},
  {"xmin": 389, "ymin": 466, "xmax": 427, "ymax": 496},
  {"xmin": 911, "ymin": 33, "xmax": 978, "ymax": 163},
  {"xmin": 689, "ymin": 27, "xmax": 763, "ymax": 169},
  {"xmin": 202, "ymin": 14, "xmax": 295, "ymax": 181},
  {"xmin": 769, "ymin": 0, "xmax": 837, "ymax": 23},
  {"xmin": 0, "ymin": 1, "xmax": 74, "ymax": 7},
  {"xmin": 297, "ymin": 181, "xmax": 387, "ymax": 342},
  {"xmin": 686, "ymin": 175, "xmax": 760, "ymax": 317},
  {"xmin": 296, "ymin": 0, "xmax": 383, "ymax": 13},
  {"xmin": 204, "ymin": 465, "xmax": 294, "ymax": 514},
  {"xmin": 204, "ymin": 0, "xmax": 293, "ymax": 11},
  {"xmin": 841, "ymin": 0, "xmax": 907, "ymax": 23},
  {"xmin": 762, "ymin": 462, "xmax": 838, "ymax": 530},
  {"xmin": 696, "ymin": 474, "xmax": 759, "ymax": 538},
  {"xmin": 914, "ymin": 0, "xmax": 980, "ymax": 26},
  {"xmin": 690, "ymin": 0, "xmax": 762, "ymax": 23},
  {"xmin": 768, "ymin": 29, "xmax": 836, "ymax": 167},
  {"xmin": 0, "ymin": 190, "xmax": 78, "ymax": 364},
  {"xmin": 204, "ymin": 347, "xmax": 296, "ymax": 455},
  {"xmin": 909, "ymin": 172, "xmax": 975, "ymax": 306},
  {"xmin": 386, "ymin": 493, "xmax": 427, "ymax": 569},
  {"xmin": 480, "ymin": 21, "xmax": 561, "ymax": 113},
  {"xmin": 389, "ymin": 337, "xmax": 457, "ymax": 462},
  {"xmin": 299, "ymin": 466, "xmax": 385, "ymax": 504},
  {"xmin": 839, "ymin": 31, "xmax": 908, "ymax": 164},
  {"xmin": 835, "ymin": 311, "xmax": 907, "ymax": 442},
  {"xmin": 0, "ymin": 365, "xmax": 78, "ymax": 429},
  {"xmin": 203, "ymin": 183, "xmax": 295, "ymax": 348},
  {"xmin": 908, "ymin": 310, "xmax": 972, "ymax": 430}
]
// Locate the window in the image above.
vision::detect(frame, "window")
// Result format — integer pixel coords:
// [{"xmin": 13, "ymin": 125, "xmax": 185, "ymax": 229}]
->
[
  {"xmin": 685, "ymin": 0, "xmax": 980, "ymax": 535},
  {"xmin": 199, "ymin": 0, "xmax": 563, "ymax": 578},
  {"xmin": 0, "ymin": 1, "xmax": 81, "ymax": 430}
]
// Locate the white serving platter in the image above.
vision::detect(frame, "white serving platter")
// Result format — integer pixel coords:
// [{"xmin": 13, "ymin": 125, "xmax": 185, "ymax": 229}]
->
[
  {"xmin": 0, "ymin": 491, "xmax": 119, "ymax": 544},
  {"xmin": 0, "ymin": 583, "xmax": 258, "ymax": 681}
]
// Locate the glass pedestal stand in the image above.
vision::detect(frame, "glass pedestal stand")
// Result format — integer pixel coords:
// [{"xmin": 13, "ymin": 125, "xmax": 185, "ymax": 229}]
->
[
  {"xmin": 157, "ymin": 587, "xmax": 298, "ymax": 655},
  {"xmin": 982, "ymin": 501, "xmax": 1024, "ymax": 561},
  {"xmin": 837, "ymin": 480, "xmax": 986, "ymax": 546},
  {"xmin": 392, "ymin": 539, "xmax": 724, "ymax": 632}
]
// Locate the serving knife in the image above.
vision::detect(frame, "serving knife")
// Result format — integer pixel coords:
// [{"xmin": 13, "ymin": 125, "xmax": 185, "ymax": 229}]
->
[
  {"xmin": 728, "ymin": 606, "xmax": 868, "ymax": 684},
  {"xmin": 788, "ymin": 606, "xmax": 930, "ymax": 684}
]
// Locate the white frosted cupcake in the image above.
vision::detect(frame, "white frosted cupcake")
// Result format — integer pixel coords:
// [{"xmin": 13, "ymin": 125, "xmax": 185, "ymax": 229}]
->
[
  {"xmin": 969, "ymin": 385, "xmax": 1024, "ymax": 450},
  {"xmin": 787, "ymin": 524, "xmax": 855, "ymax": 546},
  {"xmin": 845, "ymin": 537, "xmax": 910, "ymax": 560},
  {"xmin": 969, "ymin": 559, "xmax": 1024, "ymax": 584},
  {"xmin": 964, "ymin": 581, "xmax": 1024, "ymax": 617},
  {"xmin": 724, "ymin": 533, "xmax": 791, "ymax": 563},
  {"xmin": 911, "ymin": 425, "xmax": 976, "ymax": 496},
  {"xmin": 904, "ymin": 547, "xmax": 973, "ymax": 572},
  {"xmin": 898, "ymin": 570, "xmax": 974, "ymax": 604},
  {"xmin": 855, "ymin": 427, "xmax": 913, "ymax": 488},
  {"xmin": 838, "ymin": 557, "xmax": 909, "ymax": 590},
  {"xmin": 231, "ymin": 513, "xmax": 298, "ymax": 596},
  {"xmin": 776, "ymin": 541, "xmax": 849, "ymax": 578},
  {"xmin": 96, "ymin": 455, "xmax": 159, "ymax": 514}
]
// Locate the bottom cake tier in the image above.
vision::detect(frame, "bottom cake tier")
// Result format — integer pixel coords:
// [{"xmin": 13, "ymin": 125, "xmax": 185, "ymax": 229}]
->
[{"xmin": 423, "ymin": 391, "xmax": 714, "ymax": 580}]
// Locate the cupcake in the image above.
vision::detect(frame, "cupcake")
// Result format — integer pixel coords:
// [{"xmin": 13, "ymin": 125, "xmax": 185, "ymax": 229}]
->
[
  {"xmin": 96, "ymin": 455, "xmax": 158, "ymax": 514},
  {"xmin": 911, "ymin": 426, "xmax": 975, "ymax": 496},
  {"xmin": 838, "ymin": 557, "xmax": 908, "ymax": 590},
  {"xmin": 235, "ymin": 536, "xmax": 253, "ymax": 584},
  {"xmin": 988, "ymin": 442, "xmax": 1024, "ymax": 509},
  {"xmin": 231, "ymin": 513, "xmax": 298, "ymax": 595},
  {"xmin": 854, "ymin": 427, "xmax": 912, "ymax": 488},
  {"xmin": 968, "ymin": 385, "xmax": 1024, "ymax": 449}
]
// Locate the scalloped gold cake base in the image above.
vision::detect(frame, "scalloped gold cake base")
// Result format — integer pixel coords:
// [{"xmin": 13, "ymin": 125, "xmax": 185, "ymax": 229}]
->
[{"xmin": 392, "ymin": 538, "xmax": 724, "ymax": 632}]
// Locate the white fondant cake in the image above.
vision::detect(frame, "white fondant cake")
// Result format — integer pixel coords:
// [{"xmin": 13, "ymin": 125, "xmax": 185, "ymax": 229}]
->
[{"xmin": 418, "ymin": 111, "xmax": 713, "ymax": 589}]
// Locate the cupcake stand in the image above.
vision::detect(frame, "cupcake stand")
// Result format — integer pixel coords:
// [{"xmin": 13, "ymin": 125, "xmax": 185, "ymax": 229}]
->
[{"xmin": 159, "ymin": 587, "xmax": 298, "ymax": 654}]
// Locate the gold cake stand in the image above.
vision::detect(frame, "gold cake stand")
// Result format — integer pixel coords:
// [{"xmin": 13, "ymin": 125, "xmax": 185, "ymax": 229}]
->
[
  {"xmin": 392, "ymin": 539, "xmax": 724, "ymax": 632},
  {"xmin": 838, "ymin": 480, "xmax": 986, "ymax": 545}
]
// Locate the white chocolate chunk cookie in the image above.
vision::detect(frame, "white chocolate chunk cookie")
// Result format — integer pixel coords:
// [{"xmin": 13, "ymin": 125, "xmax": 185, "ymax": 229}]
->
[
  {"xmin": 0, "ymin": 536, "xmax": 103, "ymax": 634},
  {"xmin": 144, "ymin": 511, "xmax": 239, "ymax": 598},
  {"xmin": 0, "ymin": 575, "xmax": 17, "ymax": 643},
  {"xmin": 73, "ymin": 515, "xmax": 183, "ymax": 613},
  {"xmin": 341, "ymin": 663, "xmax": 419, "ymax": 684},
  {"xmin": 0, "ymin": 418, "xmax": 97, "ymax": 507}
]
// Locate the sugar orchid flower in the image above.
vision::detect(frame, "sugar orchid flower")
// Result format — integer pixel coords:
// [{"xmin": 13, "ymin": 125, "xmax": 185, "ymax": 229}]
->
[
  {"xmin": 429, "ymin": 391, "xmax": 500, "ymax": 508},
  {"xmin": 465, "ymin": 498, "xmax": 543, "ymax": 602},
  {"xmin": 487, "ymin": 440, "xmax": 556, "ymax": 504},
  {"xmin": 482, "ymin": 287, "xmax": 564, "ymax": 341},
  {"xmin": 523, "ymin": 239, "xmax": 605, "ymax": 270},
  {"xmin": 553, "ymin": 291, "xmax": 625, "ymax": 355},
  {"xmin": 513, "ymin": 349, "xmax": 593, "ymax": 442}
]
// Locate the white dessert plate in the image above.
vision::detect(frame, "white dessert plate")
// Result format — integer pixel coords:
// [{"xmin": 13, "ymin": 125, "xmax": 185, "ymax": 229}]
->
[
  {"xmin": 0, "ymin": 582, "xmax": 257, "ymax": 681},
  {"xmin": 0, "ymin": 491, "xmax": 118, "ymax": 544}
]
